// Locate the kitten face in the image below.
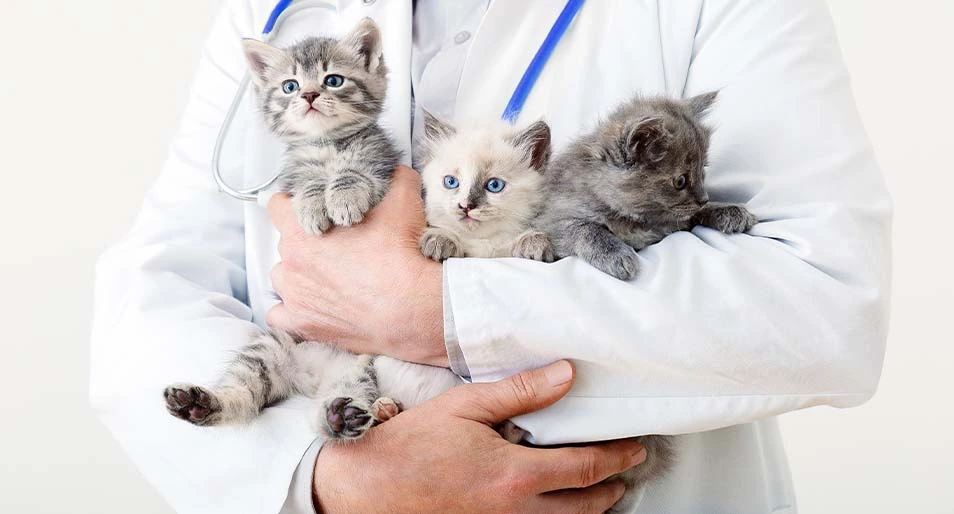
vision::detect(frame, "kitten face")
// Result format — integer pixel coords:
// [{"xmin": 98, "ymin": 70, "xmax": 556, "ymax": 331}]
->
[
  {"xmin": 420, "ymin": 114, "xmax": 551, "ymax": 237},
  {"xmin": 243, "ymin": 18, "xmax": 387, "ymax": 141},
  {"xmin": 581, "ymin": 93, "xmax": 717, "ymax": 222}
]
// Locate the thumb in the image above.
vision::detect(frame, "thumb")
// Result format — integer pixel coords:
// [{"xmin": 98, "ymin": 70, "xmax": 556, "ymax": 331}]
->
[{"xmin": 448, "ymin": 361, "xmax": 575, "ymax": 425}]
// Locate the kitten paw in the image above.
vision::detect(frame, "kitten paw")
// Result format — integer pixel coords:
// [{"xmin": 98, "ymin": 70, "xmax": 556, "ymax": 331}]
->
[
  {"xmin": 325, "ymin": 179, "xmax": 373, "ymax": 227},
  {"xmin": 589, "ymin": 248, "xmax": 640, "ymax": 280},
  {"xmin": 512, "ymin": 231, "xmax": 554, "ymax": 262},
  {"xmin": 419, "ymin": 228, "xmax": 463, "ymax": 261},
  {"xmin": 695, "ymin": 204, "xmax": 757, "ymax": 234},
  {"xmin": 322, "ymin": 397, "xmax": 375, "ymax": 440},
  {"xmin": 292, "ymin": 195, "xmax": 332, "ymax": 234},
  {"xmin": 164, "ymin": 384, "xmax": 222, "ymax": 426},
  {"xmin": 369, "ymin": 397, "xmax": 401, "ymax": 422}
]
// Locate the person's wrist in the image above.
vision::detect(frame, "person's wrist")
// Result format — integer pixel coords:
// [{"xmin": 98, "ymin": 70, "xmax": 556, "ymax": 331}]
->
[
  {"xmin": 312, "ymin": 444, "xmax": 360, "ymax": 514},
  {"xmin": 387, "ymin": 257, "xmax": 448, "ymax": 367}
]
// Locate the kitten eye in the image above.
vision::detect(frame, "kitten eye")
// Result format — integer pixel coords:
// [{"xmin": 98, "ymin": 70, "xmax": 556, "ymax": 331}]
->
[
  {"xmin": 323, "ymin": 75, "xmax": 345, "ymax": 88},
  {"xmin": 673, "ymin": 175, "xmax": 688, "ymax": 190},
  {"xmin": 282, "ymin": 80, "xmax": 300, "ymax": 94},
  {"xmin": 443, "ymin": 175, "xmax": 459, "ymax": 189},
  {"xmin": 485, "ymin": 178, "xmax": 506, "ymax": 193}
]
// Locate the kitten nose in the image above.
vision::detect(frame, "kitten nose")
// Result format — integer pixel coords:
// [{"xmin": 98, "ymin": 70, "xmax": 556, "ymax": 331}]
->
[
  {"xmin": 301, "ymin": 91, "xmax": 319, "ymax": 104},
  {"xmin": 458, "ymin": 202, "xmax": 472, "ymax": 213},
  {"xmin": 696, "ymin": 193, "xmax": 709, "ymax": 206}
]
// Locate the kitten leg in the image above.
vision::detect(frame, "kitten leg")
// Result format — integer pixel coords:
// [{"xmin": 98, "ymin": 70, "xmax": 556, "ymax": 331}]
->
[
  {"xmin": 608, "ymin": 435, "xmax": 675, "ymax": 513},
  {"xmin": 553, "ymin": 220, "xmax": 640, "ymax": 280},
  {"xmin": 691, "ymin": 202, "xmax": 758, "ymax": 234},
  {"xmin": 316, "ymin": 354, "xmax": 392, "ymax": 440},
  {"xmin": 512, "ymin": 230, "xmax": 554, "ymax": 262},
  {"xmin": 324, "ymin": 170, "xmax": 376, "ymax": 227},
  {"xmin": 291, "ymin": 180, "xmax": 332, "ymax": 235},
  {"xmin": 419, "ymin": 227, "xmax": 463, "ymax": 262},
  {"xmin": 164, "ymin": 330, "xmax": 300, "ymax": 426}
]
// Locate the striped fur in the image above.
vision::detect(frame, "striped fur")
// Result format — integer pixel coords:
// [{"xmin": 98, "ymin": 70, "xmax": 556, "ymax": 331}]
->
[
  {"xmin": 243, "ymin": 18, "xmax": 400, "ymax": 233},
  {"xmin": 165, "ymin": 19, "xmax": 409, "ymax": 441}
]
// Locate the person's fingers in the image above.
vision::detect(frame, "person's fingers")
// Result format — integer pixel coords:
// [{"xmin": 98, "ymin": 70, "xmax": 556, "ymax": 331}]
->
[
  {"xmin": 519, "ymin": 439, "xmax": 646, "ymax": 492},
  {"xmin": 270, "ymin": 263, "xmax": 288, "ymax": 298},
  {"xmin": 265, "ymin": 302, "xmax": 294, "ymax": 330},
  {"xmin": 267, "ymin": 193, "xmax": 302, "ymax": 235},
  {"xmin": 367, "ymin": 166, "xmax": 424, "ymax": 221},
  {"xmin": 445, "ymin": 361, "xmax": 575, "ymax": 425},
  {"xmin": 536, "ymin": 480, "xmax": 627, "ymax": 514}
]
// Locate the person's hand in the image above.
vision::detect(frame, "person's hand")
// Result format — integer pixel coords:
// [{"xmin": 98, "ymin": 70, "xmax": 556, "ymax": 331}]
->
[
  {"xmin": 313, "ymin": 361, "xmax": 647, "ymax": 514},
  {"xmin": 266, "ymin": 166, "xmax": 448, "ymax": 366}
]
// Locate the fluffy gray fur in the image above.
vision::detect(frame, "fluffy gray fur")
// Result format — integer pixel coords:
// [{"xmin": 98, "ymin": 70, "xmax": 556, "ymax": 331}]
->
[
  {"xmin": 243, "ymin": 18, "xmax": 400, "ymax": 233},
  {"xmin": 164, "ymin": 19, "xmax": 411, "ymax": 442},
  {"xmin": 538, "ymin": 92, "xmax": 757, "ymax": 508},
  {"xmin": 538, "ymin": 91, "xmax": 757, "ymax": 280}
]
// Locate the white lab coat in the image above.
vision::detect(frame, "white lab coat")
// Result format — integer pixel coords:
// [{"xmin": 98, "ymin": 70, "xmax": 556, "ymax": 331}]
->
[{"xmin": 89, "ymin": 1, "xmax": 891, "ymax": 513}]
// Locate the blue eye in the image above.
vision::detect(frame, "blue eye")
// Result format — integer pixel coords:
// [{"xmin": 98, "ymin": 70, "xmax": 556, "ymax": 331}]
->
[
  {"xmin": 324, "ymin": 75, "xmax": 345, "ymax": 88},
  {"xmin": 443, "ymin": 175, "xmax": 459, "ymax": 189},
  {"xmin": 282, "ymin": 80, "xmax": 299, "ymax": 94},
  {"xmin": 485, "ymin": 178, "xmax": 506, "ymax": 193}
]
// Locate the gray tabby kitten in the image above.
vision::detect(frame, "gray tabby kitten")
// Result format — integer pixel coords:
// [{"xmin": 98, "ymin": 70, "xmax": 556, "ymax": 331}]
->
[
  {"xmin": 163, "ymin": 19, "xmax": 425, "ymax": 441},
  {"xmin": 539, "ymin": 91, "xmax": 757, "ymax": 281},
  {"xmin": 246, "ymin": 18, "xmax": 400, "ymax": 234}
]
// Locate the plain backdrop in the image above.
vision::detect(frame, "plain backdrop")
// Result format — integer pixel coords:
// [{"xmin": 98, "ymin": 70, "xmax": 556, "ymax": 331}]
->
[{"xmin": 1, "ymin": 1, "xmax": 950, "ymax": 512}]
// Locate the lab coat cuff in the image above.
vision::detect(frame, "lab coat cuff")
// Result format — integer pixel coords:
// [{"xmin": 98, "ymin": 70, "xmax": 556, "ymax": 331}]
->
[
  {"xmin": 443, "ymin": 263, "xmax": 471, "ymax": 379},
  {"xmin": 280, "ymin": 437, "xmax": 325, "ymax": 514}
]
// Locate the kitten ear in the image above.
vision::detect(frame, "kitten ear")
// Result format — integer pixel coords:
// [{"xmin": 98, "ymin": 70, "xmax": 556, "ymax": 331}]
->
[
  {"xmin": 342, "ymin": 17, "xmax": 384, "ymax": 71},
  {"xmin": 686, "ymin": 90, "xmax": 719, "ymax": 120},
  {"xmin": 623, "ymin": 117, "xmax": 669, "ymax": 165},
  {"xmin": 242, "ymin": 39, "xmax": 289, "ymax": 88},
  {"xmin": 422, "ymin": 109, "xmax": 456, "ymax": 141},
  {"xmin": 511, "ymin": 120, "xmax": 552, "ymax": 173}
]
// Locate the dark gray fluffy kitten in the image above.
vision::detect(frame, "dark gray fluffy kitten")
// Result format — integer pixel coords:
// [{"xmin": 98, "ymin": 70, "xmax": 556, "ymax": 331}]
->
[
  {"xmin": 539, "ymin": 92, "xmax": 757, "ymax": 281},
  {"xmin": 537, "ymin": 94, "xmax": 756, "ymax": 507},
  {"xmin": 243, "ymin": 18, "xmax": 400, "ymax": 233}
]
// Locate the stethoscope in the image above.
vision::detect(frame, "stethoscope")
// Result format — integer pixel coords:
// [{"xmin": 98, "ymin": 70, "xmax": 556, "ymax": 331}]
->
[{"xmin": 213, "ymin": 0, "xmax": 586, "ymax": 203}]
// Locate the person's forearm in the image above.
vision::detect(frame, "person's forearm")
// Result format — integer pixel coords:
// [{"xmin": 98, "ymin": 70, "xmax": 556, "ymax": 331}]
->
[{"xmin": 440, "ymin": 0, "xmax": 891, "ymax": 444}]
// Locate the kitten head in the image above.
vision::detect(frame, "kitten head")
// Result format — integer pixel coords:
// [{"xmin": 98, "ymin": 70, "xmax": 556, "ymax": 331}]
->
[
  {"xmin": 242, "ymin": 18, "xmax": 387, "ymax": 141},
  {"xmin": 420, "ymin": 112, "xmax": 551, "ymax": 236},
  {"xmin": 579, "ymin": 91, "xmax": 718, "ymax": 221}
]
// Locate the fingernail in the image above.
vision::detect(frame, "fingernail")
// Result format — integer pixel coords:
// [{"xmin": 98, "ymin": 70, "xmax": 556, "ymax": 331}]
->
[
  {"xmin": 544, "ymin": 360, "xmax": 573, "ymax": 387},
  {"xmin": 631, "ymin": 447, "xmax": 648, "ymax": 466}
]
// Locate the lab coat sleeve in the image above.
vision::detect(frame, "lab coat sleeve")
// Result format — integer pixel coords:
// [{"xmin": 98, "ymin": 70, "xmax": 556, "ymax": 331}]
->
[
  {"xmin": 89, "ymin": 1, "xmax": 321, "ymax": 513},
  {"xmin": 443, "ymin": 0, "xmax": 892, "ymax": 444}
]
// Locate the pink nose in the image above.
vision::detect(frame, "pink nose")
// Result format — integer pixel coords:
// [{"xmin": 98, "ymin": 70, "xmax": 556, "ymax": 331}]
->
[
  {"xmin": 301, "ymin": 91, "xmax": 319, "ymax": 103},
  {"xmin": 458, "ymin": 203, "xmax": 473, "ymax": 213}
]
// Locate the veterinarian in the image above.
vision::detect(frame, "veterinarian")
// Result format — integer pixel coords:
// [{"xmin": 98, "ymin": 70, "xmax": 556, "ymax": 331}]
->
[{"xmin": 90, "ymin": 1, "xmax": 891, "ymax": 513}]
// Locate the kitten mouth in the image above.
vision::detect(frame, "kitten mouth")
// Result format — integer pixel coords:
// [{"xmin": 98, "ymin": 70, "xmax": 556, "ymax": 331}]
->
[
  {"xmin": 303, "ymin": 105, "xmax": 332, "ymax": 117},
  {"xmin": 459, "ymin": 214, "xmax": 481, "ymax": 224}
]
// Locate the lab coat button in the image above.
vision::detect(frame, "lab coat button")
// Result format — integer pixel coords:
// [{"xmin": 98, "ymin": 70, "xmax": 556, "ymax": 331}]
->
[{"xmin": 454, "ymin": 31, "xmax": 472, "ymax": 44}]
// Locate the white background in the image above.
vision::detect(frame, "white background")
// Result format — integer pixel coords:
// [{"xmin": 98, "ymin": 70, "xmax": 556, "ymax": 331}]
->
[{"xmin": 1, "ymin": 1, "xmax": 950, "ymax": 512}]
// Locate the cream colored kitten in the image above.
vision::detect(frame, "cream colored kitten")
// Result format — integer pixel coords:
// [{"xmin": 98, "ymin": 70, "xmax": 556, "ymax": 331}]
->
[{"xmin": 418, "ymin": 112, "xmax": 554, "ymax": 263}]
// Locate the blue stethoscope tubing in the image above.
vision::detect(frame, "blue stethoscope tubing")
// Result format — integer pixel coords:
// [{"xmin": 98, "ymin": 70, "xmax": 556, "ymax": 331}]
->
[{"xmin": 213, "ymin": 0, "xmax": 585, "ymax": 202}]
